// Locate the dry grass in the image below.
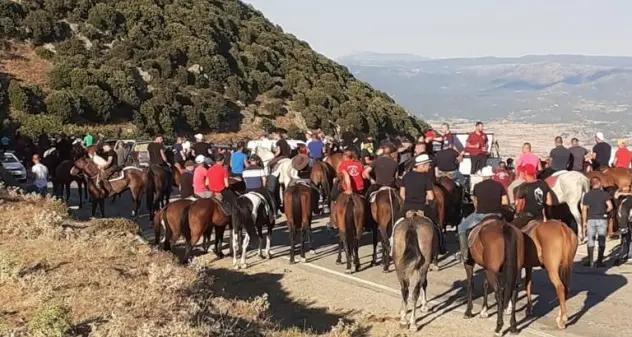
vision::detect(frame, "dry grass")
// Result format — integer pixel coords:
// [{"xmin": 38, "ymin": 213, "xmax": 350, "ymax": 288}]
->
[
  {"xmin": 0, "ymin": 41, "xmax": 53, "ymax": 89},
  {"xmin": 0, "ymin": 186, "xmax": 363, "ymax": 337}
]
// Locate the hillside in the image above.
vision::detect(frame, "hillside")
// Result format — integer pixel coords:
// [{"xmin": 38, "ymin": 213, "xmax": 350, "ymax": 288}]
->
[
  {"xmin": 0, "ymin": 0, "xmax": 425, "ymax": 140},
  {"xmin": 339, "ymin": 52, "xmax": 632, "ymax": 138}
]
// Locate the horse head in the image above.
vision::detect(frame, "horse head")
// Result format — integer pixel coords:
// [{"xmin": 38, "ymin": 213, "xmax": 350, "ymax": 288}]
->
[{"xmin": 73, "ymin": 157, "xmax": 99, "ymax": 178}]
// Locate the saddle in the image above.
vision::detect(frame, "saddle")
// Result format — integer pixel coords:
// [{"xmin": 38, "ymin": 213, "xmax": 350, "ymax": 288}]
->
[
  {"xmin": 288, "ymin": 178, "xmax": 316, "ymax": 190},
  {"xmin": 210, "ymin": 196, "xmax": 229, "ymax": 216},
  {"xmin": 369, "ymin": 186, "xmax": 396, "ymax": 203},
  {"xmin": 467, "ymin": 214, "xmax": 504, "ymax": 248},
  {"xmin": 268, "ymin": 156, "xmax": 289, "ymax": 171}
]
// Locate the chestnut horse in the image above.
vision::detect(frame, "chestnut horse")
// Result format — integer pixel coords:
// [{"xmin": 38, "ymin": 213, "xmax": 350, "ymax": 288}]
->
[
  {"xmin": 332, "ymin": 191, "xmax": 366, "ymax": 274},
  {"xmin": 464, "ymin": 216, "xmax": 524, "ymax": 336},
  {"xmin": 71, "ymin": 157, "xmax": 145, "ymax": 218},
  {"xmin": 145, "ymin": 165, "xmax": 171, "ymax": 220},
  {"xmin": 512, "ymin": 217, "xmax": 577, "ymax": 329},
  {"xmin": 324, "ymin": 152, "xmax": 343, "ymax": 173},
  {"xmin": 284, "ymin": 183, "xmax": 313, "ymax": 264},
  {"xmin": 310, "ymin": 160, "xmax": 334, "ymax": 214},
  {"xmin": 153, "ymin": 198, "xmax": 194, "ymax": 253},
  {"xmin": 370, "ymin": 187, "xmax": 402, "ymax": 272}
]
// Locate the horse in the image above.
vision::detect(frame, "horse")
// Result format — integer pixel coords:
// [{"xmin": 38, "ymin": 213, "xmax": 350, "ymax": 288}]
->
[
  {"xmin": 392, "ymin": 215, "xmax": 438, "ymax": 332},
  {"xmin": 332, "ymin": 191, "xmax": 365, "ymax": 274},
  {"xmin": 369, "ymin": 186, "xmax": 402, "ymax": 272},
  {"xmin": 153, "ymin": 198, "xmax": 194, "ymax": 252},
  {"xmin": 596, "ymin": 167, "xmax": 632, "ymax": 190},
  {"xmin": 179, "ymin": 192, "xmax": 237, "ymax": 263},
  {"xmin": 230, "ymin": 188, "xmax": 276, "ymax": 268},
  {"xmin": 463, "ymin": 216, "xmax": 524, "ymax": 336},
  {"xmin": 512, "ymin": 217, "xmax": 577, "ymax": 329},
  {"xmin": 55, "ymin": 159, "xmax": 88, "ymax": 207},
  {"xmin": 145, "ymin": 165, "xmax": 172, "ymax": 220},
  {"xmin": 71, "ymin": 157, "xmax": 145, "ymax": 218},
  {"xmin": 324, "ymin": 152, "xmax": 343, "ymax": 173},
  {"xmin": 436, "ymin": 175, "xmax": 463, "ymax": 228},
  {"xmin": 284, "ymin": 183, "xmax": 313, "ymax": 264},
  {"xmin": 310, "ymin": 160, "xmax": 334, "ymax": 214}
]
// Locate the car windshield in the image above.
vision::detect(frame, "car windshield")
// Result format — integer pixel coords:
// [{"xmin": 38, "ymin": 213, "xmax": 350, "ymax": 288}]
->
[{"xmin": 2, "ymin": 154, "xmax": 19, "ymax": 163}]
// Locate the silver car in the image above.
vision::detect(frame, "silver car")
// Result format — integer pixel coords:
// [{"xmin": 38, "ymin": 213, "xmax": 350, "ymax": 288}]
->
[{"xmin": 2, "ymin": 152, "xmax": 27, "ymax": 182}]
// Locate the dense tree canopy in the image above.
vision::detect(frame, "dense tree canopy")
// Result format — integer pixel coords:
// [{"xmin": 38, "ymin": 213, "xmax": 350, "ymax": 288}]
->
[{"xmin": 1, "ymin": 0, "xmax": 427, "ymax": 139}]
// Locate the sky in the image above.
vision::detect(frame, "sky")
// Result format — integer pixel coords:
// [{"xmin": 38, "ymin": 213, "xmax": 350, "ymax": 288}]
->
[{"xmin": 242, "ymin": 0, "xmax": 632, "ymax": 60}]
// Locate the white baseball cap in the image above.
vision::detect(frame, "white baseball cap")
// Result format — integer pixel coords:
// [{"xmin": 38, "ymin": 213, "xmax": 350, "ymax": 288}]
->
[
  {"xmin": 194, "ymin": 133, "xmax": 203, "ymax": 140},
  {"xmin": 595, "ymin": 132, "xmax": 605, "ymax": 141},
  {"xmin": 195, "ymin": 155, "xmax": 205, "ymax": 164},
  {"xmin": 477, "ymin": 166, "xmax": 494, "ymax": 177}
]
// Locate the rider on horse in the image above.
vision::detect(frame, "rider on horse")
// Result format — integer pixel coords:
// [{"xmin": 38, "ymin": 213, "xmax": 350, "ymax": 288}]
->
[
  {"xmin": 147, "ymin": 135, "xmax": 172, "ymax": 189},
  {"xmin": 514, "ymin": 164, "xmax": 553, "ymax": 224},
  {"xmin": 457, "ymin": 166, "xmax": 508, "ymax": 262},
  {"xmin": 434, "ymin": 143, "xmax": 465, "ymax": 187},
  {"xmin": 363, "ymin": 144, "xmax": 399, "ymax": 199},
  {"xmin": 396, "ymin": 154, "xmax": 435, "ymax": 224},
  {"xmin": 97, "ymin": 143, "xmax": 120, "ymax": 194},
  {"xmin": 207, "ymin": 153, "xmax": 229, "ymax": 201},
  {"xmin": 331, "ymin": 149, "xmax": 365, "ymax": 204}
]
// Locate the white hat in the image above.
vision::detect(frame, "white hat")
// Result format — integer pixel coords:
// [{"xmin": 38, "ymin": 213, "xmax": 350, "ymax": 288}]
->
[
  {"xmin": 195, "ymin": 155, "xmax": 205, "ymax": 164},
  {"xmin": 595, "ymin": 132, "xmax": 605, "ymax": 141},
  {"xmin": 477, "ymin": 166, "xmax": 494, "ymax": 177},
  {"xmin": 414, "ymin": 154, "xmax": 432, "ymax": 166},
  {"xmin": 194, "ymin": 133, "xmax": 203, "ymax": 140}
]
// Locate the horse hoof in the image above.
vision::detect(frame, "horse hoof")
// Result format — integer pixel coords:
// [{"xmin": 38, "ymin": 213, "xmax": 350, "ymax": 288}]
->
[
  {"xmin": 480, "ymin": 309, "xmax": 489, "ymax": 318},
  {"xmin": 421, "ymin": 305, "xmax": 429, "ymax": 313},
  {"xmin": 399, "ymin": 322, "xmax": 409, "ymax": 329},
  {"xmin": 509, "ymin": 328, "xmax": 519, "ymax": 335},
  {"xmin": 494, "ymin": 331, "xmax": 502, "ymax": 337},
  {"xmin": 345, "ymin": 269, "xmax": 352, "ymax": 274},
  {"xmin": 310, "ymin": 250, "xmax": 316, "ymax": 255},
  {"xmin": 430, "ymin": 264, "xmax": 439, "ymax": 271},
  {"xmin": 382, "ymin": 268, "xmax": 389, "ymax": 273},
  {"xmin": 336, "ymin": 260, "xmax": 342, "ymax": 265},
  {"xmin": 240, "ymin": 263, "xmax": 248, "ymax": 269},
  {"xmin": 463, "ymin": 312, "xmax": 473, "ymax": 319},
  {"xmin": 300, "ymin": 258, "xmax": 306, "ymax": 263},
  {"xmin": 409, "ymin": 325, "xmax": 418, "ymax": 333},
  {"xmin": 289, "ymin": 259, "xmax": 296, "ymax": 265}
]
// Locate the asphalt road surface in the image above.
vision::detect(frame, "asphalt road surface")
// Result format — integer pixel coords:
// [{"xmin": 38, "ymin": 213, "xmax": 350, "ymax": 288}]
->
[{"xmin": 59, "ymin": 183, "xmax": 632, "ymax": 337}]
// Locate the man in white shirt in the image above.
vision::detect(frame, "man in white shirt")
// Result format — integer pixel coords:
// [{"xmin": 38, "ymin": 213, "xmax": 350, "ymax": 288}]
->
[{"xmin": 27, "ymin": 154, "xmax": 48, "ymax": 196}]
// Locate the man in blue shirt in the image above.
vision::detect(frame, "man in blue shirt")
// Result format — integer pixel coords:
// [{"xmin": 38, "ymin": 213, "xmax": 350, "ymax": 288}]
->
[
  {"xmin": 230, "ymin": 142, "xmax": 247, "ymax": 177},
  {"xmin": 307, "ymin": 133, "xmax": 324, "ymax": 167}
]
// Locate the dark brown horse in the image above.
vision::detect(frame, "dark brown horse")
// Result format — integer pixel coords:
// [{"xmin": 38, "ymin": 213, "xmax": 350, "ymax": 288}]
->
[
  {"xmin": 370, "ymin": 187, "xmax": 401, "ymax": 272},
  {"xmin": 145, "ymin": 165, "xmax": 172, "ymax": 220},
  {"xmin": 179, "ymin": 193, "xmax": 236, "ymax": 263},
  {"xmin": 56, "ymin": 159, "xmax": 88, "ymax": 208},
  {"xmin": 436, "ymin": 175, "xmax": 463, "ymax": 229},
  {"xmin": 71, "ymin": 157, "xmax": 145, "ymax": 218},
  {"xmin": 310, "ymin": 160, "xmax": 334, "ymax": 213},
  {"xmin": 284, "ymin": 183, "xmax": 313, "ymax": 264},
  {"xmin": 332, "ymin": 191, "xmax": 365, "ymax": 274},
  {"xmin": 464, "ymin": 216, "xmax": 524, "ymax": 336},
  {"xmin": 512, "ymin": 218, "xmax": 577, "ymax": 329},
  {"xmin": 153, "ymin": 198, "xmax": 194, "ymax": 252}
]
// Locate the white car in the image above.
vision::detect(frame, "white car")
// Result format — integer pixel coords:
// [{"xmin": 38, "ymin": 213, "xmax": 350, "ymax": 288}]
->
[{"xmin": 2, "ymin": 152, "xmax": 27, "ymax": 182}]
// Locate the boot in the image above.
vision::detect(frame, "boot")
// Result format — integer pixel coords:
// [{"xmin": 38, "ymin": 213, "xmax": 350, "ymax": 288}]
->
[
  {"xmin": 595, "ymin": 246, "xmax": 606, "ymax": 268},
  {"xmin": 583, "ymin": 246, "xmax": 594, "ymax": 267},
  {"xmin": 458, "ymin": 233, "xmax": 469, "ymax": 262}
]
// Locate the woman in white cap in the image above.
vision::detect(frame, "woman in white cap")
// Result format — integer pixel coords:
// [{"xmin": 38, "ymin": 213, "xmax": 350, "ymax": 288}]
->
[
  {"xmin": 591, "ymin": 132, "xmax": 611, "ymax": 171},
  {"xmin": 456, "ymin": 166, "xmax": 508, "ymax": 262},
  {"xmin": 193, "ymin": 154, "xmax": 211, "ymax": 198}
]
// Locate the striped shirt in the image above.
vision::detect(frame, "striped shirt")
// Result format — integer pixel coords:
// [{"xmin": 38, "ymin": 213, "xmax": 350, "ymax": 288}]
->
[{"xmin": 243, "ymin": 167, "xmax": 268, "ymax": 190}]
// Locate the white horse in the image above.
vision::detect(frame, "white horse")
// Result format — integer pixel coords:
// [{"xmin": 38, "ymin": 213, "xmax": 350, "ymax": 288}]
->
[
  {"xmin": 270, "ymin": 158, "xmax": 295, "ymax": 205},
  {"xmin": 546, "ymin": 170, "xmax": 590, "ymax": 242}
]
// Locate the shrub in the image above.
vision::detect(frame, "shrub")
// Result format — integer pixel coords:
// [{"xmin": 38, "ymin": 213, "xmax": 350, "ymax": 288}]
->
[
  {"xmin": 28, "ymin": 299, "xmax": 72, "ymax": 337},
  {"xmin": 45, "ymin": 90, "xmax": 80, "ymax": 123}
]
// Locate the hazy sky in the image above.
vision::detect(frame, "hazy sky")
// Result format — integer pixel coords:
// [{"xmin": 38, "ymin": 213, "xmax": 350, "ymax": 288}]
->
[{"xmin": 243, "ymin": 0, "xmax": 632, "ymax": 60}]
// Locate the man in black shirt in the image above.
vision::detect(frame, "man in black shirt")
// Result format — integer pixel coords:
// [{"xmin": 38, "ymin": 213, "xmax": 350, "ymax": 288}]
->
[
  {"xmin": 582, "ymin": 177, "xmax": 613, "ymax": 267},
  {"xmin": 434, "ymin": 144, "xmax": 464, "ymax": 186},
  {"xmin": 341, "ymin": 127, "xmax": 357, "ymax": 149},
  {"xmin": 549, "ymin": 136, "xmax": 572, "ymax": 172},
  {"xmin": 363, "ymin": 146, "xmax": 399, "ymax": 198},
  {"xmin": 97, "ymin": 143, "xmax": 119, "ymax": 194},
  {"xmin": 457, "ymin": 166, "xmax": 508, "ymax": 261},
  {"xmin": 515, "ymin": 164, "xmax": 552, "ymax": 221},
  {"xmin": 191, "ymin": 134, "xmax": 209, "ymax": 159},
  {"xmin": 179, "ymin": 160, "xmax": 195, "ymax": 199},
  {"xmin": 275, "ymin": 133, "xmax": 291, "ymax": 158},
  {"xmin": 147, "ymin": 135, "xmax": 172, "ymax": 192},
  {"xmin": 591, "ymin": 132, "xmax": 611, "ymax": 171},
  {"xmin": 397, "ymin": 154, "xmax": 435, "ymax": 222},
  {"xmin": 569, "ymin": 138, "xmax": 588, "ymax": 172}
]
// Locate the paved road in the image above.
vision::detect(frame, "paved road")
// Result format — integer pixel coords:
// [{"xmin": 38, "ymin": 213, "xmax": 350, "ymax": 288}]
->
[{"xmin": 60, "ymin": 185, "xmax": 632, "ymax": 337}]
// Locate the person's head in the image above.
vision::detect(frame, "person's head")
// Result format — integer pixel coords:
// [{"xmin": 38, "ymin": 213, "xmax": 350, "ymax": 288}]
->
[
  {"xmin": 441, "ymin": 123, "xmax": 450, "ymax": 134},
  {"xmin": 478, "ymin": 166, "xmax": 495, "ymax": 180},
  {"xmin": 618, "ymin": 139, "xmax": 627, "ymax": 148},
  {"xmin": 498, "ymin": 161, "xmax": 506, "ymax": 169},
  {"xmin": 475, "ymin": 121, "xmax": 484, "ymax": 133},
  {"xmin": 194, "ymin": 133, "xmax": 203, "ymax": 142},
  {"xmin": 155, "ymin": 135, "xmax": 163, "ymax": 143},
  {"xmin": 215, "ymin": 153, "xmax": 225, "ymax": 163},
  {"xmin": 555, "ymin": 136, "xmax": 563, "ymax": 146},
  {"xmin": 103, "ymin": 143, "xmax": 112, "ymax": 152},
  {"xmin": 415, "ymin": 142, "xmax": 426, "ymax": 155},
  {"xmin": 595, "ymin": 132, "xmax": 605, "ymax": 143},
  {"xmin": 248, "ymin": 154, "xmax": 262, "ymax": 167},
  {"xmin": 381, "ymin": 145, "xmax": 393, "ymax": 156},
  {"xmin": 523, "ymin": 164, "xmax": 537, "ymax": 180},
  {"xmin": 571, "ymin": 138, "xmax": 579, "ymax": 146},
  {"xmin": 176, "ymin": 136, "xmax": 183, "ymax": 143},
  {"xmin": 32, "ymin": 154, "xmax": 40, "ymax": 164},
  {"xmin": 195, "ymin": 155, "xmax": 206, "ymax": 166},
  {"xmin": 343, "ymin": 148, "xmax": 356, "ymax": 161},
  {"xmin": 260, "ymin": 131, "xmax": 268, "ymax": 140},
  {"xmin": 521, "ymin": 142, "xmax": 532, "ymax": 154},
  {"xmin": 184, "ymin": 160, "xmax": 196, "ymax": 171},
  {"xmin": 590, "ymin": 177, "xmax": 602, "ymax": 189},
  {"xmin": 236, "ymin": 141, "xmax": 244, "ymax": 151},
  {"xmin": 413, "ymin": 154, "xmax": 432, "ymax": 172}
]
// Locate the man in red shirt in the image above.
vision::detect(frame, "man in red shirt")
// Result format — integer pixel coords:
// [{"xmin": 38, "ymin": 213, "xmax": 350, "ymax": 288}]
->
[
  {"xmin": 465, "ymin": 121, "xmax": 488, "ymax": 174},
  {"xmin": 331, "ymin": 149, "xmax": 365, "ymax": 202},
  {"xmin": 613, "ymin": 139, "xmax": 631, "ymax": 169},
  {"xmin": 492, "ymin": 161, "xmax": 511, "ymax": 192},
  {"xmin": 206, "ymin": 153, "xmax": 229, "ymax": 200}
]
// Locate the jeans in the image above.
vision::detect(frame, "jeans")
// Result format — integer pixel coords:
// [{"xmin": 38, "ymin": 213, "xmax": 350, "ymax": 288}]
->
[
  {"xmin": 586, "ymin": 219, "xmax": 608, "ymax": 248},
  {"xmin": 458, "ymin": 212, "xmax": 500, "ymax": 234},
  {"xmin": 24, "ymin": 184, "xmax": 46, "ymax": 197}
]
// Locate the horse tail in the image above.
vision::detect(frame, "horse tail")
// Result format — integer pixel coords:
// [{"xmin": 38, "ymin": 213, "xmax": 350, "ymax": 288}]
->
[
  {"xmin": 321, "ymin": 167, "xmax": 331, "ymax": 204},
  {"xmin": 146, "ymin": 167, "xmax": 156, "ymax": 216},
  {"xmin": 401, "ymin": 221, "xmax": 422, "ymax": 276},
  {"xmin": 344, "ymin": 195, "xmax": 357, "ymax": 255},
  {"xmin": 290, "ymin": 186, "xmax": 303, "ymax": 231},
  {"xmin": 232, "ymin": 197, "xmax": 259, "ymax": 244},
  {"xmin": 502, "ymin": 223, "xmax": 520, "ymax": 309},
  {"xmin": 180, "ymin": 202, "xmax": 193, "ymax": 245}
]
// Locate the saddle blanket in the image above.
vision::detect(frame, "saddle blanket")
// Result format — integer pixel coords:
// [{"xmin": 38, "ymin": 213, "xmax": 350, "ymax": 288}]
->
[
  {"xmin": 545, "ymin": 170, "xmax": 567, "ymax": 188},
  {"xmin": 467, "ymin": 215, "xmax": 502, "ymax": 248},
  {"xmin": 106, "ymin": 166, "xmax": 143, "ymax": 182},
  {"xmin": 369, "ymin": 186, "xmax": 395, "ymax": 203}
]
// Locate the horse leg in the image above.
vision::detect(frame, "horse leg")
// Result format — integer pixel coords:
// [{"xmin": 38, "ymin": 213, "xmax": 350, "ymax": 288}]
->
[
  {"xmin": 408, "ymin": 276, "xmax": 421, "ymax": 332},
  {"xmin": 76, "ymin": 181, "xmax": 83, "ymax": 208},
  {"xmin": 380, "ymin": 226, "xmax": 390, "ymax": 273},
  {"xmin": 463, "ymin": 263, "xmax": 475, "ymax": 318},
  {"xmin": 344, "ymin": 235, "xmax": 352, "ymax": 274},
  {"xmin": 299, "ymin": 229, "xmax": 306, "ymax": 263},
  {"xmin": 354, "ymin": 235, "xmax": 361, "ymax": 272},
  {"xmin": 509, "ymin": 271, "xmax": 519, "ymax": 335},
  {"xmin": 398, "ymin": 277, "xmax": 410, "ymax": 328},
  {"xmin": 257, "ymin": 221, "xmax": 265, "ymax": 259},
  {"xmin": 547, "ymin": 266, "xmax": 568, "ymax": 329},
  {"xmin": 130, "ymin": 188, "xmax": 141, "ymax": 219},
  {"xmin": 265, "ymin": 223, "xmax": 273, "ymax": 259},
  {"xmin": 239, "ymin": 228, "xmax": 250, "ymax": 269},
  {"xmin": 99, "ymin": 199, "xmax": 105, "ymax": 217},
  {"xmin": 288, "ymin": 228, "xmax": 296, "ymax": 264},
  {"xmin": 493, "ymin": 275, "xmax": 505, "ymax": 336},
  {"xmin": 232, "ymin": 227, "xmax": 240, "ymax": 268},
  {"xmin": 336, "ymin": 236, "xmax": 343, "ymax": 265},
  {"xmin": 420, "ymin": 273, "xmax": 429, "ymax": 313},
  {"xmin": 480, "ymin": 271, "xmax": 492, "ymax": 318},
  {"xmin": 215, "ymin": 226, "xmax": 226, "ymax": 258},
  {"xmin": 91, "ymin": 199, "xmax": 97, "ymax": 217},
  {"xmin": 569, "ymin": 203, "xmax": 585, "ymax": 242},
  {"xmin": 64, "ymin": 182, "xmax": 71, "ymax": 204},
  {"xmin": 370, "ymin": 223, "xmax": 378, "ymax": 267},
  {"xmin": 525, "ymin": 267, "xmax": 533, "ymax": 316}
]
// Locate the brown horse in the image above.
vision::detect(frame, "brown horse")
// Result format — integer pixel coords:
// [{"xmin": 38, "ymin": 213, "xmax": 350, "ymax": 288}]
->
[
  {"xmin": 370, "ymin": 187, "xmax": 401, "ymax": 272},
  {"xmin": 71, "ymin": 158, "xmax": 145, "ymax": 218},
  {"xmin": 464, "ymin": 216, "xmax": 524, "ymax": 336},
  {"xmin": 310, "ymin": 160, "xmax": 334, "ymax": 213},
  {"xmin": 179, "ymin": 194, "xmax": 236, "ymax": 263},
  {"xmin": 436, "ymin": 175, "xmax": 462, "ymax": 229},
  {"xmin": 332, "ymin": 191, "xmax": 366, "ymax": 274},
  {"xmin": 56, "ymin": 159, "xmax": 88, "ymax": 208},
  {"xmin": 284, "ymin": 183, "xmax": 313, "ymax": 264},
  {"xmin": 512, "ymin": 218, "xmax": 577, "ymax": 329},
  {"xmin": 324, "ymin": 152, "xmax": 343, "ymax": 173},
  {"xmin": 145, "ymin": 165, "xmax": 172, "ymax": 220},
  {"xmin": 153, "ymin": 198, "xmax": 194, "ymax": 253}
]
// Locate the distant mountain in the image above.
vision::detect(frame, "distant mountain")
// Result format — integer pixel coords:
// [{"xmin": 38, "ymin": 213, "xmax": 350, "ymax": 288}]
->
[
  {"xmin": 338, "ymin": 52, "xmax": 431, "ymax": 64},
  {"xmin": 339, "ymin": 52, "xmax": 632, "ymax": 134}
]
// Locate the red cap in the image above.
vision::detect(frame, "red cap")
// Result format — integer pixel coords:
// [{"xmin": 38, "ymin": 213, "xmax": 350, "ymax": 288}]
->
[
  {"xmin": 522, "ymin": 164, "xmax": 537, "ymax": 176},
  {"xmin": 425, "ymin": 130, "xmax": 435, "ymax": 139}
]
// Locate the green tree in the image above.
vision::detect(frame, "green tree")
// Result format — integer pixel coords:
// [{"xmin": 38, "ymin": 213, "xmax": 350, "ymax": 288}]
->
[
  {"xmin": 45, "ymin": 90, "xmax": 80, "ymax": 123},
  {"xmin": 8, "ymin": 81, "xmax": 29, "ymax": 112},
  {"xmin": 87, "ymin": 3, "xmax": 121, "ymax": 33},
  {"xmin": 23, "ymin": 9, "xmax": 55, "ymax": 44},
  {"xmin": 48, "ymin": 62, "xmax": 74, "ymax": 90},
  {"xmin": 81, "ymin": 85, "xmax": 114, "ymax": 122},
  {"xmin": 69, "ymin": 68, "xmax": 95, "ymax": 90}
]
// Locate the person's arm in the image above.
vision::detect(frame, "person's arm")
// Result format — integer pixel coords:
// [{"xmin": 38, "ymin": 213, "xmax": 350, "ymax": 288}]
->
[
  {"xmin": 426, "ymin": 188, "xmax": 435, "ymax": 203},
  {"xmin": 434, "ymin": 166, "xmax": 439, "ymax": 177},
  {"xmin": 223, "ymin": 169, "xmax": 229, "ymax": 188},
  {"xmin": 399, "ymin": 186, "xmax": 405, "ymax": 201},
  {"xmin": 362, "ymin": 165, "xmax": 373, "ymax": 181},
  {"xmin": 342, "ymin": 171, "xmax": 352, "ymax": 194},
  {"xmin": 501, "ymin": 189, "xmax": 509, "ymax": 206},
  {"xmin": 606, "ymin": 199, "xmax": 614, "ymax": 213},
  {"xmin": 581, "ymin": 198, "xmax": 588, "ymax": 237},
  {"xmin": 160, "ymin": 148, "xmax": 169, "ymax": 165},
  {"xmin": 514, "ymin": 187, "xmax": 525, "ymax": 213},
  {"xmin": 99, "ymin": 155, "xmax": 113, "ymax": 169},
  {"xmin": 545, "ymin": 189, "xmax": 554, "ymax": 206},
  {"xmin": 537, "ymin": 159, "xmax": 543, "ymax": 172}
]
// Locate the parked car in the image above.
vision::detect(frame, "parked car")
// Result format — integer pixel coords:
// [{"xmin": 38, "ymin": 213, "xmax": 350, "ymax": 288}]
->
[
  {"xmin": 124, "ymin": 140, "xmax": 173, "ymax": 168},
  {"xmin": 2, "ymin": 152, "xmax": 27, "ymax": 183}
]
